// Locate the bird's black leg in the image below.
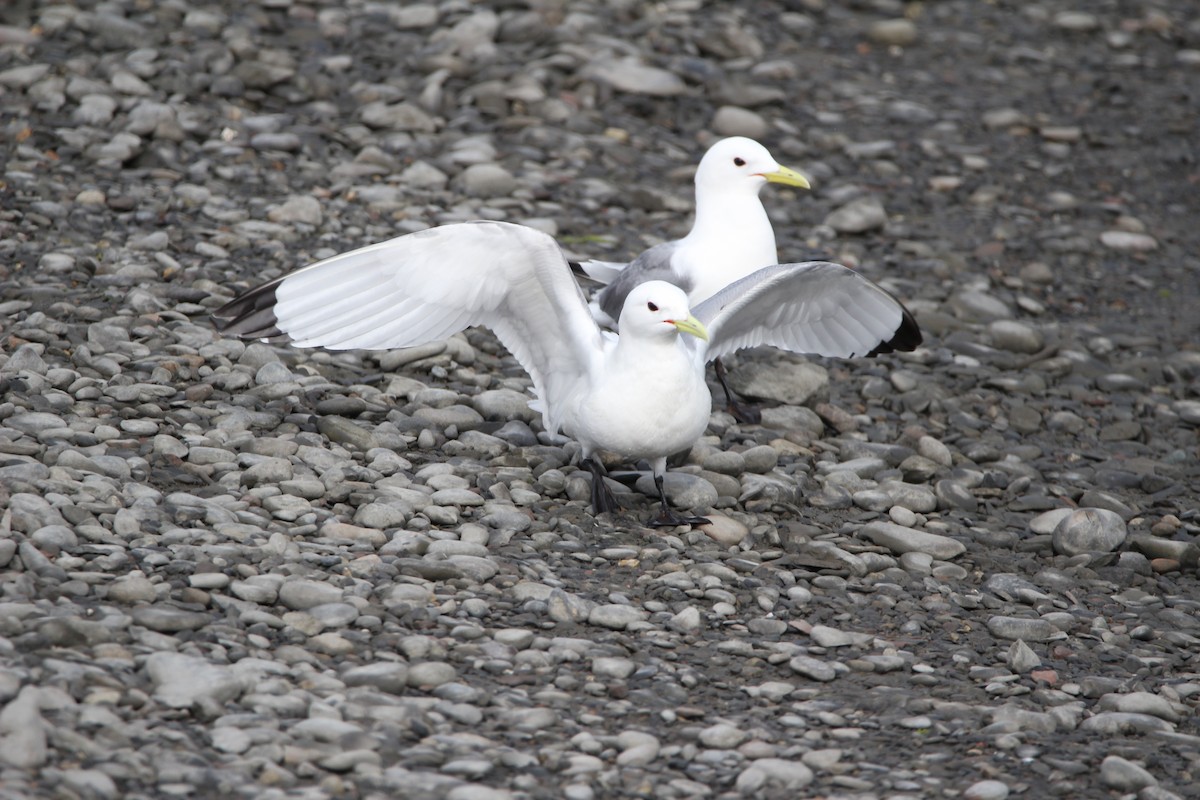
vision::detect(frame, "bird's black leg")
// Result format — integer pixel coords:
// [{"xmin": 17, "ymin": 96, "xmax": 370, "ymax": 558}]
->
[
  {"xmin": 647, "ymin": 474, "xmax": 712, "ymax": 529},
  {"xmin": 714, "ymin": 357, "xmax": 761, "ymax": 425},
  {"xmin": 585, "ymin": 457, "xmax": 621, "ymax": 516}
]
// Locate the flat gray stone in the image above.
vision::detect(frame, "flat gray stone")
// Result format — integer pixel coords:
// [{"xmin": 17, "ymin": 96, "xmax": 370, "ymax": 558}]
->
[{"xmin": 860, "ymin": 522, "xmax": 965, "ymax": 559}]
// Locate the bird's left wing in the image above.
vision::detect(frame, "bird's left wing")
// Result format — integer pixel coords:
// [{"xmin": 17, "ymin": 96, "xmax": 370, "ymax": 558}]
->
[
  {"xmin": 212, "ymin": 221, "xmax": 605, "ymax": 433},
  {"xmin": 693, "ymin": 262, "xmax": 922, "ymax": 362}
]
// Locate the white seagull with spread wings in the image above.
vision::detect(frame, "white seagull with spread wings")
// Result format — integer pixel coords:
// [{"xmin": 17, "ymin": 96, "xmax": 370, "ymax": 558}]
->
[{"xmin": 213, "ymin": 221, "xmax": 920, "ymax": 527}]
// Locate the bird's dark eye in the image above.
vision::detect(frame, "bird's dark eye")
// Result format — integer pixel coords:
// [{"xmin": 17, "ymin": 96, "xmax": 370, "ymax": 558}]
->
[
  {"xmin": 647, "ymin": 301, "xmax": 658, "ymax": 312},
  {"xmin": 733, "ymin": 157, "xmax": 746, "ymax": 167}
]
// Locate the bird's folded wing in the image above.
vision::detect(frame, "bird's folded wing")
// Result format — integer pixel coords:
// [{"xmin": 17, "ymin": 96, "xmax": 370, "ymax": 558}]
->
[
  {"xmin": 212, "ymin": 221, "xmax": 605, "ymax": 432},
  {"xmin": 593, "ymin": 241, "xmax": 689, "ymax": 326},
  {"xmin": 693, "ymin": 262, "xmax": 923, "ymax": 362}
]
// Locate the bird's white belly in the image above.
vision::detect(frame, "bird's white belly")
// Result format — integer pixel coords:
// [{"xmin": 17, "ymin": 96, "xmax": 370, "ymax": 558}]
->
[{"xmin": 569, "ymin": 361, "xmax": 711, "ymax": 461}]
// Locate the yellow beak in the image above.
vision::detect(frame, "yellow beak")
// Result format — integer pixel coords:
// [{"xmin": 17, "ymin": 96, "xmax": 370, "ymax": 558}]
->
[
  {"xmin": 762, "ymin": 165, "xmax": 811, "ymax": 190},
  {"xmin": 671, "ymin": 314, "xmax": 709, "ymax": 341}
]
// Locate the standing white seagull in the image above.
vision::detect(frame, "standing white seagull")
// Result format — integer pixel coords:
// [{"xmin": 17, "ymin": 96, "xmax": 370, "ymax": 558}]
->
[
  {"xmin": 576, "ymin": 137, "xmax": 814, "ymax": 422},
  {"xmin": 213, "ymin": 221, "xmax": 921, "ymax": 528}
]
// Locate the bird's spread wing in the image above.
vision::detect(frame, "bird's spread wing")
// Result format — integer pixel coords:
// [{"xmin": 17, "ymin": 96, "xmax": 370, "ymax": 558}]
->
[
  {"xmin": 212, "ymin": 221, "xmax": 605, "ymax": 433},
  {"xmin": 693, "ymin": 262, "xmax": 922, "ymax": 362},
  {"xmin": 592, "ymin": 241, "xmax": 690, "ymax": 326}
]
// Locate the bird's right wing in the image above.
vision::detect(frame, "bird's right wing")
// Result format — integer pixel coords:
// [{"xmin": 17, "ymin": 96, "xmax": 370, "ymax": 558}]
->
[
  {"xmin": 693, "ymin": 262, "xmax": 922, "ymax": 362},
  {"xmin": 212, "ymin": 221, "xmax": 605, "ymax": 434}
]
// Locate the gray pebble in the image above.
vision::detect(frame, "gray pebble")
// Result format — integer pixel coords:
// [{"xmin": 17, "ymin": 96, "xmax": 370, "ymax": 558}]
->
[
  {"xmin": 699, "ymin": 723, "xmax": 747, "ymax": 749},
  {"xmin": 868, "ymin": 19, "xmax": 919, "ymax": 46},
  {"xmin": 634, "ymin": 472, "xmax": 717, "ymax": 512},
  {"xmin": 788, "ymin": 655, "xmax": 837, "ymax": 682},
  {"xmin": 278, "ymin": 579, "xmax": 343, "ymax": 610},
  {"xmin": 986, "ymin": 616, "xmax": 1058, "ymax": 642},
  {"xmin": 730, "ymin": 359, "xmax": 829, "ymax": 405},
  {"xmin": 989, "ymin": 320, "xmax": 1044, "ymax": 353},
  {"xmin": 711, "ymin": 106, "xmax": 768, "ymax": 139},
  {"xmin": 1052, "ymin": 508, "xmax": 1127, "ymax": 555},
  {"xmin": 1100, "ymin": 756, "xmax": 1157, "ymax": 791},
  {"xmin": 824, "ymin": 196, "xmax": 887, "ymax": 234},
  {"xmin": 587, "ymin": 604, "xmax": 648, "ymax": 630},
  {"xmin": 860, "ymin": 521, "xmax": 965, "ymax": 559},
  {"xmin": 963, "ymin": 779, "xmax": 1010, "ymax": 800}
]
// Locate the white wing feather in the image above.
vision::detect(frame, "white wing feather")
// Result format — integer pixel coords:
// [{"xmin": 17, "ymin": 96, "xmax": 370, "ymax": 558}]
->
[
  {"xmin": 270, "ymin": 221, "xmax": 605, "ymax": 433},
  {"xmin": 694, "ymin": 262, "xmax": 914, "ymax": 362}
]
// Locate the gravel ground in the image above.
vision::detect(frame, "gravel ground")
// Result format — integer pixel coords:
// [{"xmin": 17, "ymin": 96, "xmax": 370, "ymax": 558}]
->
[{"xmin": 2, "ymin": 1, "xmax": 1199, "ymax": 798}]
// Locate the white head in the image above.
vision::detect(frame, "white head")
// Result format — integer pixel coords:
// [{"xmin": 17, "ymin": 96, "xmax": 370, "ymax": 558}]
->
[
  {"xmin": 618, "ymin": 281, "xmax": 708, "ymax": 342},
  {"xmin": 694, "ymin": 137, "xmax": 810, "ymax": 195}
]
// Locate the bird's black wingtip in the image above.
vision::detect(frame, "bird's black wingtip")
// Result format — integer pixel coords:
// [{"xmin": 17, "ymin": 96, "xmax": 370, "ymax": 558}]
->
[
  {"xmin": 868, "ymin": 305, "xmax": 923, "ymax": 357},
  {"xmin": 211, "ymin": 280, "xmax": 287, "ymax": 341}
]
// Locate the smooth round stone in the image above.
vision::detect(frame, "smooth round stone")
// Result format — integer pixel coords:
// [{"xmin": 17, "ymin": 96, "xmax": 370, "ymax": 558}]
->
[
  {"xmin": 964, "ymin": 779, "xmax": 1010, "ymax": 800},
  {"xmin": 1054, "ymin": 11, "xmax": 1099, "ymax": 31},
  {"xmin": 1099, "ymin": 756, "xmax": 1157, "ymax": 791},
  {"xmin": 860, "ymin": 521, "xmax": 964, "ymax": 559},
  {"xmin": 880, "ymin": 480, "xmax": 938, "ymax": 512},
  {"xmin": 853, "ymin": 490, "xmax": 893, "ymax": 512},
  {"xmin": 986, "ymin": 616, "xmax": 1057, "ymax": 642},
  {"xmin": 711, "ymin": 105, "xmax": 768, "ymax": 139},
  {"xmin": 107, "ymin": 574, "xmax": 157, "ymax": 603},
  {"xmin": 587, "ymin": 604, "xmax": 648, "ymax": 630},
  {"xmin": 1051, "ymin": 508, "xmax": 1127, "ymax": 555},
  {"xmin": 935, "ymin": 479, "xmax": 978, "ymax": 512},
  {"xmin": 634, "ymin": 472, "xmax": 717, "ymax": 511},
  {"xmin": 740, "ymin": 445, "xmax": 779, "ymax": 474},
  {"xmin": 697, "ymin": 513, "xmax": 749, "ymax": 546},
  {"xmin": 343, "ymin": 662, "xmax": 410, "ymax": 694},
  {"xmin": 809, "ymin": 625, "xmax": 872, "ymax": 648},
  {"xmin": 703, "ymin": 450, "xmax": 746, "ymax": 476},
  {"xmin": 1099, "ymin": 230, "xmax": 1158, "ymax": 251},
  {"xmin": 787, "ymin": 655, "xmax": 837, "ymax": 682},
  {"xmin": 407, "ymin": 661, "xmax": 458, "ymax": 688},
  {"xmin": 308, "ymin": 602, "xmax": 360, "ymax": 627},
  {"xmin": 867, "ymin": 18, "xmax": 918, "ymax": 46},
  {"xmin": 1029, "ymin": 507, "xmax": 1074, "ymax": 534},
  {"xmin": 916, "ymin": 435, "xmax": 953, "ymax": 466},
  {"xmin": 1080, "ymin": 712, "xmax": 1173, "ymax": 735},
  {"xmin": 668, "ymin": 606, "xmax": 702, "ymax": 633},
  {"xmin": 824, "ymin": 196, "xmax": 886, "ymax": 233},
  {"xmin": 455, "ymin": 163, "xmax": 517, "ymax": 197},
  {"xmin": 989, "ymin": 320, "xmax": 1044, "ymax": 353},
  {"xmin": 737, "ymin": 758, "xmax": 814, "ymax": 792},
  {"xmin": 591, "ymin": 657, "xmax": 637, "ymax": 680},
  {"xmin": 949, "ymin": 290, "xmax": 1012, "ymax": 321},
  {"xmin": 254, "ymin": 361, "xmax": 294, "ymax": 384},
  {"xmin": 1098, "ymin": 691, "xmax": 1180, "ymax": 722},
  {"xmin": 130, "ymin": 607, "xmax": 210, "ymax": 633},
  {"xmin": 189, "ymin": 573, "xmax": 230, "ymax": 590},
  {"xmin": 277, "ymin": 579, "xmax": 343, "ymax": 610},
  {"xmin": 699, "ymin": 723, "xmax": 747, "ymax": 749},
  {"xmin": 584, "ymin": 57, "xmax": 686, "ymax": 96}
]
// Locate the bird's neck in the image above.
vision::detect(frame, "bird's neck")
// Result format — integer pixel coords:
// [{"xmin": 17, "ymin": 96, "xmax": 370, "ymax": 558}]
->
[{"xmin": 611, "ymin": 332, "xmax": 693, "ymax": 374}]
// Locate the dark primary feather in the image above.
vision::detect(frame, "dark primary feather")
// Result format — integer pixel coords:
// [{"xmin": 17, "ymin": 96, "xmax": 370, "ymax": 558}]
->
[
  {"xmin": 211, "ymin": 278, "xmax": 287, "ymax": 341},
  {"xmin": 867, "ymin": 302, "xmax": 922, "ymax": 356}
]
